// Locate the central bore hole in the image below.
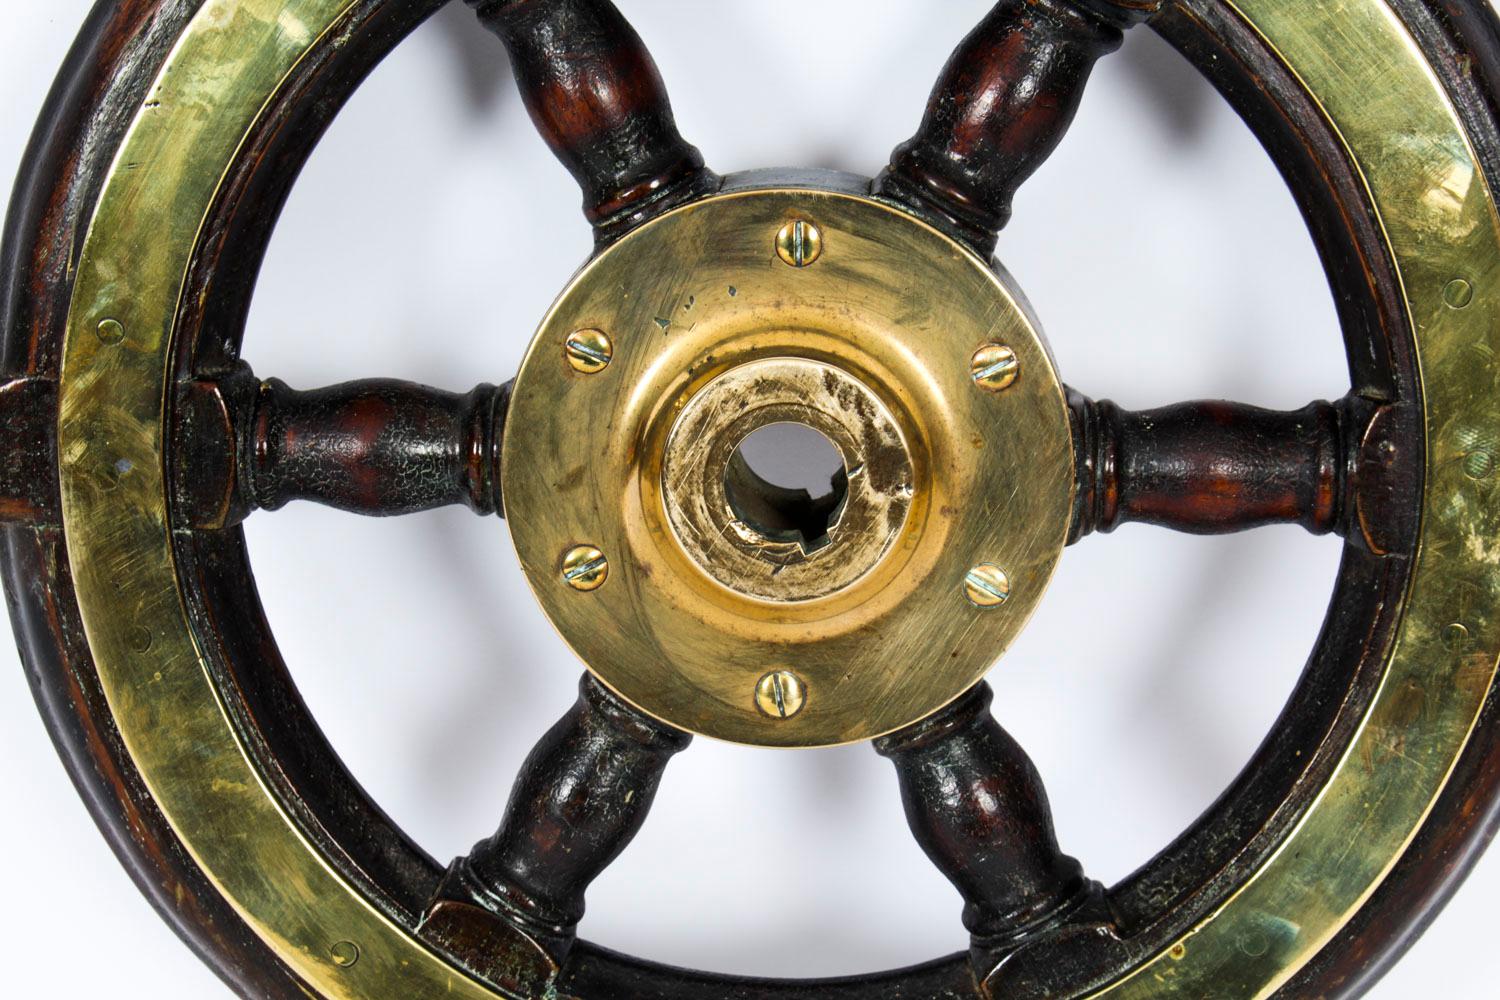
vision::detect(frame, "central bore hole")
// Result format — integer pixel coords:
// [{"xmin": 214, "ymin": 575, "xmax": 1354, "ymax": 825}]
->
[{"xmin": 724, "ymin": 422, "xmax": 849, "ymax": 555}]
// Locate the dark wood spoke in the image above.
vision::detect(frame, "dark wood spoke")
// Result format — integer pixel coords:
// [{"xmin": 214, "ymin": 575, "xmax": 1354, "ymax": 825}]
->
[
  {"xmin": 875, "ymin": 682, "xmax": 1108, "ymax": 982},
  {"xmin": 876, "ymin": 0, "xmax": 1159, "ymax": 256},
  {"xmin": 1066, "ymin": 391, "xmax": 1410, "ymax": 551},
  {"xmin": 173, "ymin": 366, "xmax": 509, "ymax": 528},
  {"xmin": 421, "ymin": 674, "xmax": 691, "ymax": 993},
  {"xmin": 469, "ymin": 0, "xmax": 719, "ymax": 242}
]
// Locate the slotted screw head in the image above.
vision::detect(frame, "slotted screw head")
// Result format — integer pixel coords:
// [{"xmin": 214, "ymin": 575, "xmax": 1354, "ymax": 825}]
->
[
  {"xmin": 775, "ymin": 219, "xmax": 823, "ymax": 267},
  {"xmin": 964, "ymin": 564, "xmax": 1011, "ymax": 608},
  {"xmin": 970, "ymin": 344, "xmax": 1019, "ymax": 391},
  {"xmin": 755, "ymin": 670, "xmax": 807, "ymax": 719},
  {"xmin": 565, "ymin": 329, "xmax": 613, "ymax": 374},
  {"xmin": 562, "ymin": 545, "xmax": 609, "ymax": 591}
]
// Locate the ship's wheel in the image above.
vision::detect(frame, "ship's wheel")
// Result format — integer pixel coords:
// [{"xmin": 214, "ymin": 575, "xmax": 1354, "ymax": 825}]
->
[{"xmin": 4, "ymin": 1, "xmax": 1500, "ymax": 997}]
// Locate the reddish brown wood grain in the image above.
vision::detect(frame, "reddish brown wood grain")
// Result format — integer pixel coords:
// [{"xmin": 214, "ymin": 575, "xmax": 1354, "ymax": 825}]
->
[
  {"xmin": 876, "ymin": 0, "xmax": 1159, "ymax": 255},
  {"xmin": 250, "ymin": 377, "xmax": 508, "ymax": 516},
  {"xmin": 875, "ymin": 683, "xmax": 1107, "ymax": 978},
  {"xmin": 469, "ymin": 0, "xmax": 718, "ymax": 240},
  {"xmin": 425, "ymin": 675, "xmax": 691, "ymax": 991},
  {"xmin": 173, "ymin": 371, "xmax": 509, "ymax": 527},
  {"xmin": 1068, "ymin": 392, "xmax": 1350, "ymax": 540}
]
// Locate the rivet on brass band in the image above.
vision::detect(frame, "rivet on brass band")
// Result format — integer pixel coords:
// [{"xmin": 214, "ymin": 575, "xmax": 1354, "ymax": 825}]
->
[
  {"xmin": 96, "ymin": 318, "xmax": 125, "ymax": 344},
  {"xmin": 1443, "ymin": 277, "xmax": 1475, "ymax": 309}
]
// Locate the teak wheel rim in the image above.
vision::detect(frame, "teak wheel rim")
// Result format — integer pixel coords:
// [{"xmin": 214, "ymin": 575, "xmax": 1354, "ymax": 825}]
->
[{"xmin": 3, "ymin": 2, "xmax": 1500, "ymax": 999}]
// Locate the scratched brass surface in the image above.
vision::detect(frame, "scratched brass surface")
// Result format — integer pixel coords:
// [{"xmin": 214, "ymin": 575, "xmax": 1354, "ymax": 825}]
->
[
  {"xmin": 56, "ymin": 1, "xmax": 505, "ymax": 997},
  {"xmin": 50, "ymin": 0, "xmax": 1500, "ymax": 996},
  {"xmin": 1087, "ymin": 1, "xmax": 1500, "ymax": 996},
  {"xmin": 502, "ymin": 189, "xmax": 1076, "ymax": 747},
  {"xmin": 662, "ymin": 356, "xmax": 914, "ymax": 602}
]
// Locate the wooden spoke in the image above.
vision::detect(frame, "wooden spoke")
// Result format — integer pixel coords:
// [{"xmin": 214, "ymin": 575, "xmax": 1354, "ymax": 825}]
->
[
  {"xmin": 1066, "ymin": 391, "xmax": 1410, "ymax": 551},
  {"xmin": 469, "ymin": 0, "xmax": 719, "ymax": 241},
  {"xmin": 173, "ymin": 367, "xmax": 509, "ymax": 528},
  {"xmin": 421, "ymin": 675, "xmax": 691, "ymax": 992},
  {"xmin": 876, "ymin": 0, "xmax": 1158, "ymax": 256},
  {"xmin": 875, "ymin": 682, "xmax": 1108, "ymax": 981}
]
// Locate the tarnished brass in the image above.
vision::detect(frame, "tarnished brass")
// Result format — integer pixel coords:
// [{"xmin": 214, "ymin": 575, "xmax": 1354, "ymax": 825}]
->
[
  {"xmin": 662, "ymin": 357, "xmax": 912, "ymax": 602},
  {"xmin": 503, "ymin": 187, "xmax": 1076, "ymax": 747},
  {"xmin": 49, "ymin": 0, "xmax": 1500, "ymax": 996},
  {"xmin": 55, "ymin": 1, "xmax": 509, "ymax": 997},
  {"xmin": 95, "ymin": 318, "xmax": 125, "ymax": 345},
  {"xmin": 1088, "ymin": 1, "xmax": 1500, "ymax": 996}
]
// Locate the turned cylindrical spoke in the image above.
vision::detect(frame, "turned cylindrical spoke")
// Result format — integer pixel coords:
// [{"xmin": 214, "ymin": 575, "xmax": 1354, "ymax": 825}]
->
[
  {"xmin": 1066, "ymin": 391, "xmax": 1389, "ymax": 543},
  {"xmin": 173, "ymin": 367, "xmax": 509, "ymax": 527},
  {"xmin": 875, "ymin": 683, "xmax": 1105, "ymax": 981},
  {"xmin": 421, "ymin": 675, "xmax": 689, "ymax": 988},
  {"xmin": 876, "ymin": 0, "xmax": 1158, "ymax": 255},
  {"xmin": 469, "ymin": 0, "xmax": 718, "ymax": 241}
]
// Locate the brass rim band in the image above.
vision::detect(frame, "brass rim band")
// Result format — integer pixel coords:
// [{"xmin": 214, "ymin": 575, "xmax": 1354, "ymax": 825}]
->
[
  {"xmin": 1092, "ymin": 0, "xmax": 1500, "ymax": 994},
  {"xmin": 58, "ymin": 1, "xmax": 502, "ymax": 995}
]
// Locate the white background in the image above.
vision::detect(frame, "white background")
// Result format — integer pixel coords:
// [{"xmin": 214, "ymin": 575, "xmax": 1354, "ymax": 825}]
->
[{"xmin": 2, "ymin": 1, "xmax": 1497, "ymax": 996}]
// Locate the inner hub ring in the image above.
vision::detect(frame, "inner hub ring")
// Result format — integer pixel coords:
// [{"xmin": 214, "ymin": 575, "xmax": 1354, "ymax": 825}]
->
[{"xmin": 663, "ymin": 357, "xmax": 913, "ymax": 602}]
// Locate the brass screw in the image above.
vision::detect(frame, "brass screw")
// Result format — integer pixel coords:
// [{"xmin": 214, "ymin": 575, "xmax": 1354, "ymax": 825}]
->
[
  {"xmin": 561, "ymin": 545, "xmax": 609, "ymax": 591},
  {"xmin": 970, "ymin": 344, "xmax": 1019, "ymax": 391},
  {"xmin": 775, "ymin": 219, "xmax": 823, "ymax": 268},
  {"xmin": 565, "ymin": 329, "xmax": 613, "ymax": 374},
  {"xmin": 330, "ymin": 941, "xmax": 360, "ymax": 968},
  {"xmin": 755, "ymin": 670, "xmax": 807, "ymax": 719},
  {"xmin": 97, "ymin": 318, "xmax": 125, "ymax": 344},
  {"xmin": 964, "ymin": 564, "xmax": 1011, "ymax": 608}
]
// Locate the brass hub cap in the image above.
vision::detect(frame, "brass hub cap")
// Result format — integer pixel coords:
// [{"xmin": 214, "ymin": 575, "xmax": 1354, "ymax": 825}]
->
[{"xmin": 503, "ymin": 186, "xmax": 1074, "ymax": 746}]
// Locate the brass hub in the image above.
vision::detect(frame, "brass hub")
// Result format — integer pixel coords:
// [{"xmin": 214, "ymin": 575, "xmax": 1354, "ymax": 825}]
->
[{"xmin": 502, "ymin": 181, "xmax": 1075, "ymax": 746}]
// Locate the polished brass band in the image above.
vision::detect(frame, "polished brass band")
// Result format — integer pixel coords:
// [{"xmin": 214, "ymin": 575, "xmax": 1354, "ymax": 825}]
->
[
  {"xmin": 57, "ymin": 1, "xmax": 505, "ymax": 996},
  {"xmin": 502, "ymin": 187, "xmax": 1075, "ymax": 747},
  {"xmin": 51, "ymin": 1, "xmax": 1500, "ymax": 998},
  {"xmin": 1089, "ymin": 1, "xmax": 1500, "ymax": 996}
]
